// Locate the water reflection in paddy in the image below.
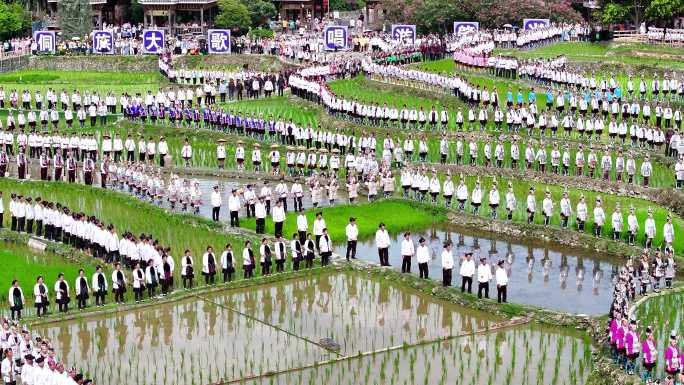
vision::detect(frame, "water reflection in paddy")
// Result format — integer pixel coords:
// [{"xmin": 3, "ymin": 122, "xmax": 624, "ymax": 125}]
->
[
  {"xmin": 207, "ymin": 272, "xmax": 497, "ymax": 355},
  {"xmin": 335, "ymin": 224, "xmax": 621, "ymax": 315},
  {"xmin": 33, "ymin": 272, "xmax": 497, "ymax": 385},
  {"xmin": 244, "ymin": 325, "xmax": 593, "ymax": 385}
]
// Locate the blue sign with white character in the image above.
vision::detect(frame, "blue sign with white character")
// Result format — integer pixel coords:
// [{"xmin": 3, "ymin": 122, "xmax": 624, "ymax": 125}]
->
[
  {"xmin": 323, "ymin": 26, "xmax": 348, "ymax": 50},
  {"xmin": 143, "ymin": 29, "xmax": 165, "ymax": 54},
  {"xmin": 523, "ymin": 18, "xmax": 550, "ymax": 31},
  {"xmin": 33, "ymin": 31, "xmax": 56, "ymax": 54},
  {"xmin": 207, "ymin": 29, "xmax": 231, "ymax": 54},
  {"xmin": 92, "ymin": 30, "xmax": 114, "ymax": 54},
  {"xmin": 391, "ymin": 24, "xmax": 416, "ymax": 45},
  {"xmin": 453, "ymin": 22, "xmax": 479, "ymax": 35}
]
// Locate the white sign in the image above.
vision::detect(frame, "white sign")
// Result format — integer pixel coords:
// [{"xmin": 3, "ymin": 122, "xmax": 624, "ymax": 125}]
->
[
  {"xmin": 453, "ymin": 22, "xmax": 479, "ymax": 35},
  {"xmin": 207, "ymin": 29, "xmax": 231, "ymax": 54},
  {"xmin": 92, "ymin": 30, "xmax": 114, "ymax": 54},
  {"xmin": 33, "ymin": 31, "xmax": 56, "ymax": 53},
  {"xmin": 391, "ymin": 24, "xmax": 417, "ymax": 45},
  {"xmin": 143, "ymin": 29, "xmax": 165, "ymax": 54},
  {"xmin": 323, "ymin": 26, "xmax": 348, "ymax": 50},
  {"xmin": 523, "ymin": 18, "xmax": 550, "ymax": 31}
]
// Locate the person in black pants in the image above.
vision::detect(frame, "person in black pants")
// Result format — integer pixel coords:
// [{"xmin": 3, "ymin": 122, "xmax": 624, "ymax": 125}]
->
[
  {"xmin": 460, "ymin": 252, "xmax": 474, "ymax": 293},
  {"xmin": 345, "ymin": 217, "xmax": 358, "ymax": 261},
  {"xmin": 416, "ymin": 237, "xmax": 429, "ymax": 278}
]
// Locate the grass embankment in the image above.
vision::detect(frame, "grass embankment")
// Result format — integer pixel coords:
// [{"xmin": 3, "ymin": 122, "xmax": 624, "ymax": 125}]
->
[
  {"xmin": 0, "ymin": 70, "xmax": 165, "ymax": 96},
  {"xmin": 174, "ymin": 54, "xmax": 296, "ymax": 73},
  {"xmin": 242, "ymin": 199, "xmax": 448, "ymax": 242},
  {"xmin": 493, "ymin": 41, "xmax": 684, "ymax": 70},
  {"xmin": 0, "ymin": 234, "xmax": 101, "ymax": 302}
]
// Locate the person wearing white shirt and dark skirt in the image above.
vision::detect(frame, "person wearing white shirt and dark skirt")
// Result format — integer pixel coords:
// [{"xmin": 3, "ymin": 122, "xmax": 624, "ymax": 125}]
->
[
  {"xmin": 74, "ymin": 269, "xmax": 89, "ymax": 310},
  {"xmin": 441, "ymin": 241, "xmax": 454, "ymax": 287},
  {"xmin": 400, "ymin": 232, "xmax": 415, "ymax": 273},
  {"xmin": 181, "ymin": 250, "xmax": 194, "ymax": 289},
  {"xmin": 112, "ymin": 262, "xmax": 126, "ymax": 304},
  {"xmin": 202, "ymin": 246, "xmax": 217, "ymax": 284},
  {"xmin": 8, "ymin": 280, "xmax": 24, "ymax": 321},
  {"xmin": 220, "ymin": 244, "xmax": 235, "ymax": 282},
  {"xmin": 345, "ymin": 217, "xmax": 358, "ymax": 261},
  {"xmin": 319, "ymin": 228, "xmax": 333, "ymax": 266},
  {"xmin": 54, "ymin": 273, "xmax": 70, "ymax": 313},
  {"xmin": 243, "ymin": 240, "xmax": 255, "ymax": 278},
  {"xmin": 92, "ymin": 265, "xmax": 108, "ymax": 306},
  {"xmin": 495, "ymin": 260, "xmax": 508, "ymax": 303},
  {"xmin": 477, "ymin": 258, "xmax": 493, "ymax": 299},
  {"xmin": 375, "ymin": 223, "xmax": 391, "ymax": 266}
]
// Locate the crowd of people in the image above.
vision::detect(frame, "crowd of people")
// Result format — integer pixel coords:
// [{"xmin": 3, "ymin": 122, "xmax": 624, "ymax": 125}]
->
[{"xmin": 607, "ymin": 248, "xmax": 677, "ymax": 383}]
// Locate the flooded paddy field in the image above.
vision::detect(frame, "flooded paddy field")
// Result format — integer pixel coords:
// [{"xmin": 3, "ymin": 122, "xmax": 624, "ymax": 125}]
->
[
  {"xmin": 337, "ymin": 224, "xmax": 621, "ymax": 315},
  {"xmin": 34, "ymin": 272, "xmax": 593, "ymax": 385}
]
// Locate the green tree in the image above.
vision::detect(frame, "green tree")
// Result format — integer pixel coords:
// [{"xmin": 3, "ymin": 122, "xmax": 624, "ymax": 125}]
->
[
  {"xmin": 645, "ymin": 0, "xmax": 684, "ymax": 24},
  {"xmin": 215, "ymin": 0, "xmax": 251, "ymax": 35},
  {"xmin": 601, "ymin": 2, "xmax": 631, "ymax": 24},
  {"xmin": 414, "ymin": 0, "xmax": 471, "ymax": 34},
  {"xmin": 245, "ymin": 0, "xmax": 276, "ymax": 28},
  {"xmin": 57, "ymin": 0, "xmax": 92, "ymax": 39},
  {"xmin": 0, "ymin": 2, "xmax": 29, "ymax": 40}
]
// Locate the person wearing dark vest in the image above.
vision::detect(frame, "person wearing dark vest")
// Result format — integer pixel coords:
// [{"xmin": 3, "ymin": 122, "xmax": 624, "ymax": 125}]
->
[
  {"xmin": 16, "ymin": 149, "xmax": 26, "ymax": 180},
  {"xmin": 92, "ymin": 265, "xmax": 107, "ymax": 306},
  {"xmin": 54, "ymin": 273, "xmax": 70, "ymax": 313},
  {"xmin": 260, "ymin": 238, "xmax": 272, "ymax": 276},
  {"xmin": 83, "ymin": 156, "xmax": 94, "ymax": 186},
  {"xmin": 319, "ymin": 228, "xmax": 333, "ymax": 266},
  {"xmin": 202, "ymin": 246, "xmax": 217, "ymax": 284},
  {"xmin": 274, "ymin": 235, "xmax": 287, "ymax": 273},
  {"xmin": 67, "ymin": 153, "xmax": 77, "ymax": 183},
  {"xmin": 75, "ymin": 269, "xmax": 90, "ymax": 310},
  {"xmin": 291, "ymin": 233, "xmax": 303, "ymax": 271},
  {"xmin": 145, "ymin": 262, "xmax": 159, "ymax": 299},
  {"xmin": 242, "ymin": 240, "xmax": 255, "ymax": 278},
  {"xmin": 33, "ymin": 275, "xmax": 48, "ymax": 317},
  {"xmin": 132, "ymin": 262, "xmax": 145, "ymax": 302},
  {"xmin": 220, "ymin": 244, "xmax": 235, "ymax": 283},
  {"xmin": 181, "ymin": 250, "xmax": 194, "ymax": 289},
  {"xmin": 7, "ymin": 280, "xmax": 24, "ymax": 321},
  {"xmin": 304, "ymin": 233, "xmax": 316, "ymax": 269},
  {"xmin": 39, "ymin": 151, "xmax": 49, "ymax": 181},
  {"xmin": 161, "ymin": 253, "xmax": 172, "ymax": 296},
  {"xmin": 53, "ymin": 150, "xmax": 63, "ymax": 181},
  {"xmin": 112, "ymin": 262, "xmax": 127, "ymax": 304}
]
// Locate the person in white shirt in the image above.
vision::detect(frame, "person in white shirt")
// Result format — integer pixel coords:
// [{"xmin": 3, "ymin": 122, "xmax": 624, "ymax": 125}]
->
[
  {"xmin": 495, "ymin": 260, "xmax": 509, "ymax": 303},
  {"xmin": 416, "ymin": 237, "xmax": 430, "ymax": 278},
  {"xmin": 210, "ymin": 185, "xmax": 222, "ymax": 221},
  {"xmin": 477, "ymin": 258, "xmax": 493, "ymax": 299},
  {"xmin": 272, "ymin": 199, "xmax": 286, "ymax": 238},
  {"xmin": 318, "ymin": 227, "xmax": 333, "ymax": 266},
  {"xmin": 313, "ymin": 212, "xmax": 326, "ymax": 252},
  {"xmin": 400, "ymin": 231, "xmax": 415, "ymax": 273},
  {"xmin": 375, "ymin": 223, "xmax": 391, "ymax": 266},
  {"xmin": 441, "ymin": 241, "xmax": 454, "ymax": 287},
  {"xmin": 459, "ymin": 252, "xmax": 475, "ymax": 293},
  {"xmin": 228, "ymin": 189, "xmax": 241, "ymax": 227},
  {"xmin": 1, "ymin": 349, "xmax": 16, "ymax": 385},
  {"xmin": 345, "ymin": 217, "xmax": 358, "ymax": 261},
  {"xmin": 220, "ymin": 243, "xmax": 235, "ymax": 282}
]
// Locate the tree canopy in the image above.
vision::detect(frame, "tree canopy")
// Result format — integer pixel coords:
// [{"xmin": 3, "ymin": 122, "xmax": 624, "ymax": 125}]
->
[
  {"xmin": 215, "ymin": 0, "xmax": 252, "ymax": 35},
  {"xmin": 0, "ymin": 2, "xmax": 30, "ymax": 41}
]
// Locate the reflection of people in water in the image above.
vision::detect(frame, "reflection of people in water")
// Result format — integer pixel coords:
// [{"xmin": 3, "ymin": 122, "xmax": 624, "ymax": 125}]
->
[
  {"xmin": 526, "ymin": 247, "xmax": 535, "ymax": 283},
  {"xmin": 377, "ymin": 282, "xmax": 389, "ymax": 326},
  {"xmin": 458, "ymin": 234, "xmax": 465, "ymax": 247},
  {"xmin": 505, "ymin": 253, "xmax": 513, "ymax": 280},
  {"xmin": 576, "ymin": 256, "xmax": 585, "ymax": 292},
  {"xmin": 593, "ymin": 260, "xmax": 603, "ymax": 296},
  {"xmin": 401, "ymin": 292, "xmax": 411, "ymax": 332},
  {"xmin": 559, "ymin": 254, "xmax": 569, "ymax": 290},
  {"xmin": 441, "ymin": 308, "xmax": 451, "ymax": 339},
  {"xmin": 542, "ymin": 257, "xmax": 551, "ymax": 283}
]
